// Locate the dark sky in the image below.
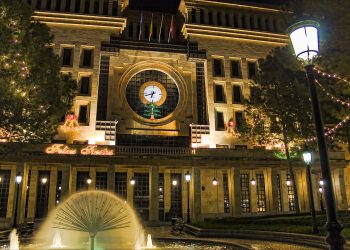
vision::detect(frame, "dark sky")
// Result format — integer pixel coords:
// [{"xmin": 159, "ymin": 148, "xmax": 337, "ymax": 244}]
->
[{"xmin": 129, "ymin": 0, "xmax": 287, "ymax": 13}]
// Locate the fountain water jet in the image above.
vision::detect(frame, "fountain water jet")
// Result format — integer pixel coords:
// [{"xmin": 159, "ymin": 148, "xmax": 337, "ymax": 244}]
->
[
  {"xmin": 51, "ymin": 230, "xmax": 63, "ymax": 248},
  {"xmin": 146, "ymin": 234, "xmax": 155, "ymax": 249},
  {"xmin": 9, "ymin": 229, "xmax": 19, "ymax": 250},
  {"xmin": 34, "ymin": 190, "xmax": 144, "ymax": 250}
]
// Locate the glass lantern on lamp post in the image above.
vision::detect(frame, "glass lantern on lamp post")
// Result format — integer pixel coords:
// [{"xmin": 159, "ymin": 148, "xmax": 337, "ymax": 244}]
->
[
  {"xmin": 302, "ymin": 150, "xmax": 318, "ymax": 234},
  {"xmin": 288, "ymin": 20, "xmax": 345, "ymax": 249}
]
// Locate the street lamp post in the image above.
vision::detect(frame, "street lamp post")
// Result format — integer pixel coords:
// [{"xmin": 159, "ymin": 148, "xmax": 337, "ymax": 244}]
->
[
  {"xmin": 12, "ymin": 173, "xmax": 22, "ymax": 229},
  {"xmin": 288, "ymin": 20, "xmax": 345, "ymax": 249},
  {"xmin": 185, "ymin": 171, "xmax": 191, "ymax": 223},
  {"xmin": 302, "ymin": 150, "xmax": 319, "ymax": 234}
]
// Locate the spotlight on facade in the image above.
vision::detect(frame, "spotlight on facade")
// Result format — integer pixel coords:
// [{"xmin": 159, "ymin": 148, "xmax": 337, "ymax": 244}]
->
[
  {"xmin": 185, "ymin": 171, "xmax": 191, "ymax": 182},
  {"xmin": 212, "ymin": 177, "xmax": 218, "ymax": 186},
  {"xmin": 86, "ymin": 176, "xmax": 92, "ymax": 185},
  {"xmin": 41, "ymin": 177, "xmax": 48, "ymax": 184},
  {"xmin": 0, "ymin": 177, "xmax": 2, "ymax": 182},
  {"xmin": 58, "ymin": 186, "xmax": 62, "ymax": 190},
  {"xmin": 172, "ymin": 180, "xmax": 178, "ymax": 186},
  {"xmin": 15, "ymin": 174, "xmax": 22, "ymax": 184},
  {"xmin": 286, "ymin": 179, "xmax": 292, "ymax": 186},
  {"xmin": 250, "ymin": 178, "xmax": 256, "ymax": 186},
  {"xmin": 319, "ymin": 187, "xmax": 324, "ymax": 193},
  {"xmin": 130, "ymin": 177, "xmax": 135, "ymax": 186},
  {"xmin": 319, "ymin": 179, "xmax": 324, "ymax": 186}
]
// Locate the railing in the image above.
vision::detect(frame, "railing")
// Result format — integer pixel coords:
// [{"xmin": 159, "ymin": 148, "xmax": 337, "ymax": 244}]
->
[{"xmin": 115, "ymin": 146, "xmax": 192, "ymax": 155}]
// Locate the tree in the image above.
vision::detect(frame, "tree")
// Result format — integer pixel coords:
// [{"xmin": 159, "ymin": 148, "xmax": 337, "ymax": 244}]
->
[
  {"xmin": 239, "ymin": 46, "xmax": 315, "ymax": 213},
  {"xmin": 0, "ymin": 1, "xmax": 77, "ymax": 142}
]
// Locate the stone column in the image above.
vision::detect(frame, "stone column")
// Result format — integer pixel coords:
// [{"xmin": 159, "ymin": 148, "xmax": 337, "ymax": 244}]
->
[
  {"xmin": 41, "ymin": 0, "xmax": 47, "ymax": 10},
  {"xmin": 204, "ymin": 9, "xmax": 209, "ymax": 24},
  {"xmin": 149, "ymin": 166, "xmax": 159, "ymax": 224},
  {"xmin": 17, "ymin": 163, "xmax": 29, "ymax": 225},
  {"xmin": 296, "ymin": 169, "xmax": 308, "ymax": 212},
  {"xmin": 280, "ymin": 170, "xmax": 289, "ymax": 212},
  {"xmin": 230, "ymin": 167, "xmax": 241, "ymax": 216},
  {"xmin": 89, "ymin": 167, "xmax": 96, "ymax": 191},
  {"xmin": 264, "ymin": 168, "xmax": 278, "ymax": 213},
  {"xmin": 27, "ymin": 169, "xmax": 38, "ymax": 221},
  {"xmin": 164, "ymin": 170, "xmax": 171, "ymax": 218},
  {"xmin": 48, "ymin": 167, "xmax": 58, "ymax": 212},
  {"xmin": 99, "ymin": 0, "xmax": 104, "ymax": 14},
  {"xmin": 338, "ymin": 169, "xmax": 348, "ymax": 210},
  {"xmin": 192, "ymin": 167, "xmax": 202, "ymax": 222},
  {"xmin": 212, "ymin": 9, "xmax": 218, "ymax": 25},
  {"xmin": 228, "ymin": 12, "xmax": 234, "ymax": 27},
  {"xmin": 80, "ymin": 0, "xmax": 86, "ymax": 13},
  {"xmin": 89, "ymin": 0, "xmax": 95, "ymax": 14},
  {"xmin": 311, "ymin": 172, "xmax": 320, "ymax": 211},
  {"xmin": 108, "ymin": 0, "xmax": 113, "ymax": 16},
  {"xmin": 236, "ymin": 13, "xmax": 242, "ymax": 28},
  {"xmin": 60, "ymin": 0, "xmax": 66, "ymax": 12},
  {"xmin": 6, "ymin": 166, "xmax": 16, "ymax": 221},
  {"xmin": 261, "ymin": 16, "xmax": 267, "ymax": 31},
  {"xmin": 31, "ymin": 0, "xmax": 37, "ymax": 8},
  {"xmin": 61, "ymin": 164, "xmax": 71, "ymax": 200},
  {"xmin": 51, "ymin": 0, "xmax": 57, "ymax": 10},
  {"xmin": 195, "ymin": 9, "xmax": 201, "ymax": 24},
  {"xmin": 127, "ymin": 169, "xmax": 134, "ymax": 206},
  {"xmin": 107, "ymin": 165, "xmax": 115, "ymax": 192},
  {"xmin": 268, "ymin": 16, "xmax": 274, "ymax": 32},
  {"xmin": 333, "ymin": 168, "xmax": 348, "ymax": 210},
  {"xmin": 244, "ymin": 14, "xmax": 251, "ymax": 29},
  {"xmin": 70, "ymin": 0, "xmax": 75, "ymax": 12}
]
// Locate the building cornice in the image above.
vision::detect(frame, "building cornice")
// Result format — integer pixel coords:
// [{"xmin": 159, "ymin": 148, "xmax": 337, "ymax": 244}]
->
[
  {"xmin": 32, "ymin": 11, "xmax": 127, "ymax": 32},
  {"xmin": 184, "ymin": 0, "xmax": 283, "ymax": 14},
  {"xmin": 182, "ymin": 24, "xmax": 289, "ymax": 46}
]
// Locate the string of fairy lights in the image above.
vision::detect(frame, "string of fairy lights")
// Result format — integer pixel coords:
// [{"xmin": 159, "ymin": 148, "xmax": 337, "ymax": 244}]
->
[{"xmin": 304, "ymin": 68, "xmax": 350, "ymax": 143}]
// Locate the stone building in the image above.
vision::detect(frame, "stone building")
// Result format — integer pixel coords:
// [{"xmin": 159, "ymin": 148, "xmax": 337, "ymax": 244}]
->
[{"xmin": 0, "ymin": 0, "xmax": 349, "ymax": 226}]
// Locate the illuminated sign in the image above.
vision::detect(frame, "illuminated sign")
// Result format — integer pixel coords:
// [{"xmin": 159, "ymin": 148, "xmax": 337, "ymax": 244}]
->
[{"xmin": 45, "ymin": 144, "xmax": 114, "ymax": 156}]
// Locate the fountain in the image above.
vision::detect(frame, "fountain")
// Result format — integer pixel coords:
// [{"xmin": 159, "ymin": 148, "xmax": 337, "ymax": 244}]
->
[
  {"xmin": 33, "ymin": 191, "xmax": 144, "ymax": 250},
  {"xmin": 146, "ymin": 234, "xmax": 155, "ymax": 249},
  {"xmin": 9, "ymin": 229, "xmax": 19, "ymax": 250}
]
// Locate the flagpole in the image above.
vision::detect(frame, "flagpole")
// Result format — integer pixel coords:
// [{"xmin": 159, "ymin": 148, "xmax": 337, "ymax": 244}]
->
[
  {"xmin": 139, "ymin": 12, "xmax": 143, "ymax": 41},
  {"xmin": 149, "ymin": 13, "xmax": 153, "ymax": 42},
  {"xmin": 158, "ymin": 14, "xmax": 164, "ymax": 43}
]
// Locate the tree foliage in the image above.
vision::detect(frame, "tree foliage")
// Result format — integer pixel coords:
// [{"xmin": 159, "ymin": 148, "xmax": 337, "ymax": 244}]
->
[
  {"xmin": 0, "ymin": 1, "xmax": 77, "ymax": 142},
  {"xmin": 239, "ymin": 46, "xmax": 315, "ymax": 213}
]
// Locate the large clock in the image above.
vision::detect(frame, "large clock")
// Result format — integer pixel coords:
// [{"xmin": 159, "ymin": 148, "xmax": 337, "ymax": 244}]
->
[{"xmin": 125, "ymin": 70, "xmax": 179, "ymax": 120}]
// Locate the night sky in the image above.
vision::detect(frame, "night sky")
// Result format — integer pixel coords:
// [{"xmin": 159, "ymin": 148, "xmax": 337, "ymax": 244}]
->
[{"xmin": 129, "ymin": 0, "xmax": 288, "ymax": 13}]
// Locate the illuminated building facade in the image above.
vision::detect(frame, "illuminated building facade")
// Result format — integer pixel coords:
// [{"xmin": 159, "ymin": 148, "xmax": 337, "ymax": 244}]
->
[{"xmin": 0, "ymin": 0, "xmax": 349, "ymax": 226}]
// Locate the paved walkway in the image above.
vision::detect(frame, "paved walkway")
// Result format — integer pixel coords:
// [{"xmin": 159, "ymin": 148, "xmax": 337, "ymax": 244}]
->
[{"xmin": 146, "ymin": 226, "xmax": 319, "ymax": 250}]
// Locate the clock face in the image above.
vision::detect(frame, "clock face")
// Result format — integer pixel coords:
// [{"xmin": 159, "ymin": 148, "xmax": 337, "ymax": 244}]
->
[
  {"xmin": 144, "ymin": 85, "xmax": 162, "ymax": 103},
  {"xmin": 126, "ymin": 70, "xmax": 179, "ymax": 120}
]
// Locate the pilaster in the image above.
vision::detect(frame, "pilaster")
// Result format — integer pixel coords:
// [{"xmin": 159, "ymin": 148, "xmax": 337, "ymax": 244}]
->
[
  {"xmin": 48, "ymin": 167, "xmax": 58, "ymax": 212},
  {"xmin": 149, "ymin": 166, "xmax": 159, "ymax": 224},
  {"xmin": 88, "ymin": 167, "xmax": 96, "ymax": 190},
  {"xmin": 127, "ymin": 168, "xmax": 134, "ymax": 206},
  {"xmin": 192, "ymin": 167, "xmax": 202, "ymax": 222},
  {"xmin": 27, "ymin": 169, "xmax": 38, "ymax": 221},
  {"xmin": 107, "ymin": 165, "xmax": 115, "ymax": 192},
  {"xmin": 250, "ymin": 170, "xmax": 257, "ymax": 213},
  {"xmin": 231, "ymin": 167, "xmax": 241, "ymax": 216}
]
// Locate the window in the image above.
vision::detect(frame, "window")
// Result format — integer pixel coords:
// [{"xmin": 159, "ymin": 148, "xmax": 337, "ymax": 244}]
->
[
  {"xmin": 235, "ymin": 111, "xmax": 244, "ymax": 130},
  {"xmin": 115, "ymin": 172, "xmax": 127, "ymax": 199},
  {"xmin": 248, "ymin": 61, "xmax": 257, "ymax": 79},
  {"xmin": 208, "ymin": 11, "xmax": 213, "ymax": 25},
  {"xmin": 78, "ymin": 105, "xmax": 89, "ymax": 124},
  {"xmin": 65, "ymin": 0, "xmax": 71, "ymax": 12},
  {"xmin": 215, "ymin": 111, "xmax": 225, "ymax": 131},
  {"xmin": 0, "ymin": 170, "xmax": 11, "ymax": 217},
  {"xmin": 56, "ymin": 171, "xmax": 62, "ymax": 205},
  {"xmin": 286, "ymin": 173, "xmax": 295, "ymax": 211},
  {"xmin": 159, "ymin": 173, "xmax": 165, "ymax": 221},
  {"xmin": 214, "ymin": 84, "xmax": 225, "ymax": 103},
  {"xmin": 223, "ymin": 173, "xmax": 230, "ymax": 213},
  {"xmin": 81, "ymin": 49, "xmax": 93, "ymax": 68},
  {"xmin": 103, "ymin": 0, "xmax": 108, "ymax": 15},
  {"xmin": 95, "ymin": 172, "xmax": 107, "ymax": 190},
  {"xmin": 74, "ymin": 0, "xmax": 80, "ymax": 12},
  {"xmin": 128, "ymin": 24, "xmax": 134, "ymax": 38},
  {"xmin": 232, "ymin": 85, "xmax": 242, "ymax": 103},
  {"xmin": 256, "ymin": 173, "xmax": 266, "ymax": 212},
  {"xmin": 62, "ymin": 48, "xmax": 73, "ymax": 67},
  {"xmin": 191, "ymin": 9, "xmax": 196, "ymax": 23},
  {"xmin": 76, "ymin": 171, "xmax": 89, "ymax": 191},
  {"xmin": 240, "ymin": 173, "xmax": 250, "ymax": 213},
  {"xmin": 170, "ymin": 173, "xmax": 182, "ymax": 218},
  {"xmin": 84, "ymin": 0, "xmax": 90, "ymax": 13},
  {"xmin": 200, "ymin": 9, "xmax": 204, "ymax": 24},
  {"xmin": 134, "ymin": 173, "xmax": 149, "ymax": 221},
  {"xmin": 80, "ymin": 76, "xmax": 91, "ymax": 95},
  {"xmin": 35, "ymin": 171, "xmax": 50, "ymax": 218},
  {"xmin": 213, "ymin": 59, "xmax": 224, "ymax": 77},
  {"xmin": 230, "ymin": 60, "xmax": 242, "ymax": 78},
  {"xmin": 217, "ymin": 12, "xmax": 222, "ymax": 26},
  {"xmin": 276, "ymin": 174, "xmax": 282, "ymax": 212}
]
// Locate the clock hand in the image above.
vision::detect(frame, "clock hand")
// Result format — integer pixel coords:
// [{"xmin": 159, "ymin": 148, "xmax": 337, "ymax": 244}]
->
[{"xmin": 145, "ymin": 93, "xmax": 153, "ymax": 96}]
